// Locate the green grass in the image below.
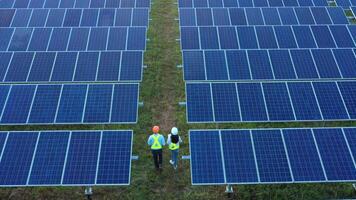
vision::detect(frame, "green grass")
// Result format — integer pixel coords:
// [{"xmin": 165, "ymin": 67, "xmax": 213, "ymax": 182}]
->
[{"xmin": 1, "ymin": 0, "xmax": 356, "ymax": 199}]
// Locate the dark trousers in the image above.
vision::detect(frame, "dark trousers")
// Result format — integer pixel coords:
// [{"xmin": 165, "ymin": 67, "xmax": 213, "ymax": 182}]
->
[{"xmin": 151, "ymin": 149, "xmax": 163, "ymax": 169}]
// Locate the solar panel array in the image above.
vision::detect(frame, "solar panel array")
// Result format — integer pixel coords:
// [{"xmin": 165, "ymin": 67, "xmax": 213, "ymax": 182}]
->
[
  {"xmin": 0, "ymin": 84, "xmax": 138, "ymax": 124},
  {"xmin": 189, "ymin": 128, "xmax": 356, "ymax": 185},
  {"xmin": 0, "ymin": 0, "xmax": 150, "ymax": 125},
  {"xmin": 179, "ymin": 0, "xmax": 356, "ymax": 123},
  {"xmin": 186, "ymin": 81, "xmax": 356, "ymax": 122},
  {"xmin": 0, "ymin": 130, "xmax": 133, "ymax": 186}
]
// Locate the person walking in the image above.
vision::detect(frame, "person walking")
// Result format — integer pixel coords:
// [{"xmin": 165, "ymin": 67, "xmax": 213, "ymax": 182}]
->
[
  {"xmin": 147, "ymin": 125, "xmax": 165, "ymax": 170},
  {"xmin": 167, "ymin": 127, "xmax": 182, "ymax": 170}
]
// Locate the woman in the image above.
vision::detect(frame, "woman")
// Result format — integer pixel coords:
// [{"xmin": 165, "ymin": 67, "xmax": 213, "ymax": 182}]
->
[{"xmin": 167, "ymin": 127, "xmax": 182, "ymax": 170}]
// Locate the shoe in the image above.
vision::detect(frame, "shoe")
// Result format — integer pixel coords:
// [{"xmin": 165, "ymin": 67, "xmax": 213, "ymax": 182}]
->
[
  {"xmin": 169, "ymin": 160, "xmax": 174, "ymax": 165},
  {"xmin": 174, "ymin": 165, "xmax": 177, "ymax": 170}
]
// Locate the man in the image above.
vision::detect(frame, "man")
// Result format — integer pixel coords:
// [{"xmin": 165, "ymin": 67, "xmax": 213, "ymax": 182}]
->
[{"xmin": 147, "ymin": 126, "xmax": 165, "ymax": 170}]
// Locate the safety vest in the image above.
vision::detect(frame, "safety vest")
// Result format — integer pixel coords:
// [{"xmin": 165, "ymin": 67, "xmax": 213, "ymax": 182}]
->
[
  {"xmin": 151, "ymin": 134, "xmax": 162, "ymax": 150},
  {"xmin": 169, "ymin": 142, "xmax": 179, "ymax": 150}
]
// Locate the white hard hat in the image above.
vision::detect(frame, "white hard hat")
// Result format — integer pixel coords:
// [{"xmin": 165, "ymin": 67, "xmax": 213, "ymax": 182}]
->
[{"xmin": 171, "ymin": 127, "xmax": 178, "ymax": 135}]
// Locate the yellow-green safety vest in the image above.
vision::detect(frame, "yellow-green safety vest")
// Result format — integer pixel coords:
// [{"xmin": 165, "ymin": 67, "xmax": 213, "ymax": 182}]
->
[
  {"xmin": 151, "ymin": 134, "xmax": 162, "ymax": 150},
  {"xmin": 169, "ymin": 142, "xmax": 179, "ymax": 150}
]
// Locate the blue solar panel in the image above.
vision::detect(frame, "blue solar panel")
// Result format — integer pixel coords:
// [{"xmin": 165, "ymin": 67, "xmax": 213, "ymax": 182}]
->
[
  {"xmin": 229, "ymin": 8, "xmax": 247, "ymax": 25},
  {"xmin": 186, "ymin": 81, "xmax": 356, "ymax": 123},
  {"xmin": 333, "ymin": 49, "xmax": 356, "ymax": 78},
  {"xmin": 97, "ymin": 131, "xmax": 132, "ymax": 184},
  {"xmin": 278, "ymin": 8, "xmax": 298, "ymax": 25},
  {"xmin": 28, "ymin": 85, "xmax": 61, "ymax": 123},
  {"xmin": 183, "ymin": 51, "xmax": 206, "ymax": 80},
  {"xmin": 218, "ymin": 27, "xmax": 238, "ymax": 49},
  {"xmin": 5, "ymin": 52, "xmax": 34, "ymax": 82},
  {"xmin": 287, "ymin": 82, "xmax": 322, "ymax": 120},
  {"xmin": 200, "ymin": 27, "xmax": 219, "ymax": 49},
  {"xmin": 28, "ymin": 131, "xmax": 69, "ymax": 185},
  {"xmin": 181, "ymin": 27, "xmax": 200, "ymax": 49},
  {"xmin": 107, "ymin": 28, "xmax": 127, "ymax": 50},
  {"xmin": 205, "ymin": 51, "xmax": 228, "ymax": 80},
  {"xmin": 190, "ymin": 131, "xmax": 225, "ymax": 184},
  {"xmin": 246, "ymin": 8, "xmax": 264, "ymax": 25},
  {"xmin": 226, "ymin": 50, "xmax": 251, "ymax": 80},
  {"xmin": 68, "ymin": 28, "xmax": 89, "ymax": 50},
  {"xmin": 97, "ymin": 52, "xmax": 121, "ymax": 81},
  {"xmin": 269, "ymin": 50, "xmax": 296, "ymax": 79},
  {"xmin": 262, "ymin": 8, "xmax": 281, "ymax": 25},
  {"xmin": 190, "ymin": 127, "xmax": 356, "ymax": 185},
  {"xmin": 221, "ymin": 130, "xmax": 258, "ymax": 183},
  {"xmin": 313, "ymin": 129, "xmax": 356, "ymax": 181},
  {"xmin": 237, "ymin": 83, "xmax": 268, "ymax": 121},
  {"xmin": 311, "ymin": 49, "xmax": 341, "ymax": 78},
  {"xmin": 111, "ymin": 84, "xmax": 139, "ymax": 123},
  {"xmin": 211, "ymin": 83, "xmax": 240, "ymax": 122},
  {"xmin": 344, "ymin": 128, "xmax": 356, "ymax": 160},
  {"xmin": 1, "ymin": 85, "xmax": 36, "ymax": 123},
  {"xmin": 311, "ymin": 26, "xmax": 336, "ymax": 48},
  {"xmin": 74, "ymin": 52, "xmax": 99, "ymax": 81},
  {"xmin": 55, "ymin": 84, "xmax": 87, "ymax": 123},
  {"xmin": 283, "ymin": 129, "xmax": 325, "ymax": 181},
  {"xmin": 0, "ymin": 130, "xmax": 133, "ymax": 186},
  {"xmin": 28, "ymin": 28, "xmax": 51, "ymax": 51},
  {"xmin": 0, "ymin": 132, "xmax": 38, "ymax": 185},
  {"xmin": 0, "ymin": 53, "xmax": 10, "ymax": 80},
  {"xmin": 256, "ymin": 26, "xmax": 278, "ymax": 48},
  {"xmin": 290, "ymin": 50, "xmax": 319, "ymax": 79},
  {"xmin": 237, "ymin": 27, "xmax": 258, "ymax": 49},
  {"xmin": 62, "ymin": 131, "xmax": 100, "ymax": 185},
  {"xmin": 252, "ymin": 130, "xmax": 292, "ymax": 182},
  {"xmin": 292, "ymin": 26, "xmax": 317, "ymax": 48},
  {"xmin": 311, "ymin": 7, "xmax": 332, "ymax": 24},
  {"xmin": 0, "ymin": 83, "xmax": 139, "ymax": 124},
  {"xmin": 213, "ymin": 8, "xmax": 230, "ymax": 25},
  {"xmin": 248, "ymin": 50, "xmax": 274, "ymax": 79},
  {"xmin": 196, "ymin": 8, "xmax": 212, "ymax": 25},
  {"xmin": 312, "ymin": 82, "xmax": 349, "ymax": 120},
  {"xmin": 274, "ymin": 26, "xmax": 298, "ymax": 48},
  {"xmin": 48, "ymin": 28, "xmax": 70, "ymax": 51},
  {"xmin": 186, "ymin": 83, "xmax": 214, "ymax": 122},
  {"xmin": 0, "ymin": 85, "xmax": 10, "ymax": 114},
  {"xmin": 338, "ymin": 81, "xmax": 356, "ymax": 118},
  {"xmin": 263, "ymin": 83, "xmax": 295, "ymax": 121},
  {"xmin": 27, "ymin": 52, "xmax": 56, "ymax": 81},
  {"xmin": 83, "ymin": 85, "xmax": 112, "ymax": 123},
  {"xmin": 295, "ymin": 8, "xmax": 315, "ymax": 24}
]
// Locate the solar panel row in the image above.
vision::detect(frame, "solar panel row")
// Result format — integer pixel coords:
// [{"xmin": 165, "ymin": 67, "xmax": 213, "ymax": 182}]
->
[
  {"xmin": 186, "ymin": 81, "xmax": 356, "ymax": 122},
  {"xmin": 0, "ymin": 130, "xmax": 132, "ymax": 186},
  {"xmin": 181, "ymin": 25, "xmax": 355, "ymax": 50},
  {"xmin": 335, "ymin": 0, "xmax": 356, "ymax": 6},
  {"xmin": 0, "ymin": 51, "xmax": 142, "ymax": 82},
  {"xmin": 0, "ymin": 27, "xmax": 146, "ymax": 51},
  {"xmin": 183, "ymin": 49, "xmax": 356, "ymax": 81},
  {"xmin": 179, "ymin": 7, "xmax": 348, "ymax": 26},
  {"xmin": 0, "ymin": 8, "xmax": 149, "ymax": 27},
  {"xmin": 190, "ymin": 128, "xmax": 356, "ymax": 185},
  {"xmin": 0, "ymin": 0, "xmax": 150, "ymax": 8},
  {"xmin": 0, "ymin": 84, "xmax": 139, "ymax": 124},
  {"xmin": 179, "ymin": 0, "xmax": 329, "ymax": 8}
]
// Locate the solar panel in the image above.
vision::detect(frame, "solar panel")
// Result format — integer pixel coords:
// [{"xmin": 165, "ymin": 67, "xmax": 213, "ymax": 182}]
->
[
  {"xmin": 0, "ymin": 51, "xmax": 143, "ymax": 82},
  {"xmin": 0, "ymin": 130, "xmax": 133, "ymax": 186},
  {"xmin": 0, "ymin": 83, "xmax": 139, "ymax": 124},
  {"xmin": 179, "ymin": 8, "xmax": 348, "ymax": 25},
  {"xmin": 189, "ymin": 127, "xmax": 356, "ymax": 185},
  {"xmin": 0, "ymin": 0, "xmax": 150, "ymax": 8},
  {"xmin": 190, "ymin": 130, "xmax": 225, "ymax": 185},
  {"xmin": 186, "ymin": 81, "xmax": 356, "ymax": 123}
]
